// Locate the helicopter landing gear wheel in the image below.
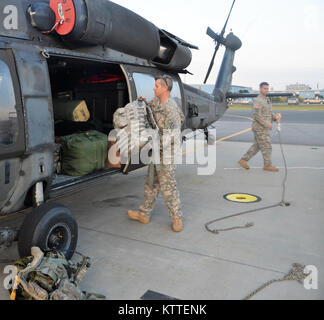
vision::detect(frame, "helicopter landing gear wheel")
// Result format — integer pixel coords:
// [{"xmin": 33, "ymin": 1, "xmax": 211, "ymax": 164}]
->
[
  {"xmin": 18, "ymin": 203, "xmax": 78, "ymax": 260},
  {"xmin": 204, "ymin": 128, "xmax": 216, "ymax": 145}
]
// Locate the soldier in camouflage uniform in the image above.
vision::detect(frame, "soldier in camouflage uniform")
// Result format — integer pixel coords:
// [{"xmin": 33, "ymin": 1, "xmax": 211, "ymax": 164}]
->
[
  {"xmin": 239, "ymin": 82, "xmax": 282, "ymax": 172},
  {"xmin": 128, "ymin": 76, "xmax": 185, "ymax": 232}
]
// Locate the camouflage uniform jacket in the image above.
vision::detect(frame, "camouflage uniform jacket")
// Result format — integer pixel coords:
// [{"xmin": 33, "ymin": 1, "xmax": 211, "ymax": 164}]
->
[
  {"xmin": 150, "ymin": 97, "xmax": 185, "ymax": 163},
  {"xmin": 252, "ymin": 95, "xmax": 277, "ymax": 132}
]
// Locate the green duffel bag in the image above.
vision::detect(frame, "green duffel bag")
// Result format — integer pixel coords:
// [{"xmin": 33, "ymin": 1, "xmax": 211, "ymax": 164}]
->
[{"xmin": 61, "ymin": 131, "xmax": 108, "ymax": 176}]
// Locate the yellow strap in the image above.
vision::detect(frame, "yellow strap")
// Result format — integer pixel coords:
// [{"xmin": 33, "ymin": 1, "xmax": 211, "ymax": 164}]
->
[
  {"xmin": 10, "ymin": 290, "xmax": 16, "ymax": 301},
  {"xmin": 10, "ymin": 276, "xmax": 20, "ymax": 301}
]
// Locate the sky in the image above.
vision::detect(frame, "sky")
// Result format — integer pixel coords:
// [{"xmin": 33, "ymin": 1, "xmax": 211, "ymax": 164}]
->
[{"xmin": 113, "ymin": 0, "xmax": 324, "ymax": 91}]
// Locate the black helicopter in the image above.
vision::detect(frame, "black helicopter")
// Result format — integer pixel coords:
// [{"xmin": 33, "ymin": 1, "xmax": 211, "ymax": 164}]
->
[{"xmin": 0, "ymin": 0, "xmax": 292, "ymax": 259}]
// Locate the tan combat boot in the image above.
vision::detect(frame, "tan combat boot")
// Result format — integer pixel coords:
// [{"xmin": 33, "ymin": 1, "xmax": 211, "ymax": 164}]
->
[
  {"xmin": 238, "ymin": 160, "xmax": 250, "ymax": 170},
  {"xmin": 172, "ymin": 217, "xmax": 183, "ymax": 233},
  {"xmin": 264, "ymin": 165, "xmax": 279, "ymax": 172},
  {"xmin": 127, "ymin": 211, "xmax": 150, "ymax": 224}
]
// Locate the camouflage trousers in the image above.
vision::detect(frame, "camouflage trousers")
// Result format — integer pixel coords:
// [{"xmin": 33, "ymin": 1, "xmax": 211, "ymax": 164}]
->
[
  {"xmin": 139, "ymin": 164, "xmax": 182, "ymax": 219},
  {"xmin": 242, "ymin": 129, "xmax": 272, "ymax": 167}
]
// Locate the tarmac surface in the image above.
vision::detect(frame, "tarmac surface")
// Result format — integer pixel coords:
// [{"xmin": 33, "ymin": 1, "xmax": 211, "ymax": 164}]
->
[
  {"xmin": 0, "ymin": 110, "xmax": 323, "ymax": 300},
  {"xmin": 217, "ymin": 110, "xmax": 324, "ymax": 147}
]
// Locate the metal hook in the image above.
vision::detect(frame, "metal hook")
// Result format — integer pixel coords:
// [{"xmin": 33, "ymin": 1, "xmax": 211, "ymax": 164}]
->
[{"xmin": 41, "ymin": 50, "xmax": 50, "ymax": 59}]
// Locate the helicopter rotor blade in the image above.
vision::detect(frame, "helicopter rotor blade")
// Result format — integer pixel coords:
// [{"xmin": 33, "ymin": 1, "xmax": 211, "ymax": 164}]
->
[
  {"xmin": 203, "ymin": 0, "xmax": 236, "ymax": 84},
  {"xmin": 203, "ymin": 41, "xmax": 221, "ymax": 84},
  {"xmin": 221, "ymin": 0, "xmax": 236, "ymax": 37}
]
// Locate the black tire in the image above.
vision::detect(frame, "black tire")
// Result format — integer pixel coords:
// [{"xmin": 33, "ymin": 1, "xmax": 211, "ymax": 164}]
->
[{"xmin": 18, "ymin": 203, "xmax": 78, "ymax": 260}]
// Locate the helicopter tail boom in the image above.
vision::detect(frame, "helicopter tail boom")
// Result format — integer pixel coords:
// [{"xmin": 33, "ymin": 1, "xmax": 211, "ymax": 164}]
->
[{"xmin": 213, "ymin": 32, "xmax": 242, "ymax": 96}]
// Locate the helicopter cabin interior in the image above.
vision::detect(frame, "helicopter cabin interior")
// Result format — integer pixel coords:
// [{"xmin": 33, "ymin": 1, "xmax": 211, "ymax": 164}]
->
[{"xmin": 47, "ymin": 56, "xmax": 130, "ymax": 192}]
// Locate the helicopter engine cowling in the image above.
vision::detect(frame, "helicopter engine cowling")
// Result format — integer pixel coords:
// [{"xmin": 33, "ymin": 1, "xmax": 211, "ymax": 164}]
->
[
  {"xmin": 62, "ymin": 0, "xmax": 161, "ymax": 60},
  {"xmin": 28, "ymin": 0, "xmax": 193, "ymax": 70},
  {"xmin": 152, "ymin": 30, "xmax": 192, "ymax": 71}
]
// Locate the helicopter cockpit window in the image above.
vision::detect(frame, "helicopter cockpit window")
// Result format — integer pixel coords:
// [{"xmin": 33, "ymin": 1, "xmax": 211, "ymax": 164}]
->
[
  {"xmin": 133, "ymin": 73, "xmax": 182, "ymax": 108},
  {"xmin": 0, "ymin": 61, "xmax": 18, "ymax": 146}
]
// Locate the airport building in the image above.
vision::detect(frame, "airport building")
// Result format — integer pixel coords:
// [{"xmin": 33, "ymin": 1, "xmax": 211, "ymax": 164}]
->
[
  {"xmin": 285, "ymin": 83, "xmax": 324, "ymax": 99},
  {"xmin": 297, "ymin": 90, "xmax": 324, "ymax": 99},
  {"xmin": 286, "ymin": 83, "xmax": 312, "ymax": 91}
]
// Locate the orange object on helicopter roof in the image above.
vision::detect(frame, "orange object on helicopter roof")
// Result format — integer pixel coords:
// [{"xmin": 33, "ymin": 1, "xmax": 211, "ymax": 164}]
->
[{"xmin": 49, "ymin": 0, "xmax": 76, "ymax": 36}]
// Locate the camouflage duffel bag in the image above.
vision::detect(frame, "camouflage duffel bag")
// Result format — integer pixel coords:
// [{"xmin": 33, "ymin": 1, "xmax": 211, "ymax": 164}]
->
[
  {"xmin": 10, "ymin": 247, "xmax": 105, "ymax": 300},
  {"xmin": 113, "ymin": 99, "xmax": 158, "ymax": 169}
]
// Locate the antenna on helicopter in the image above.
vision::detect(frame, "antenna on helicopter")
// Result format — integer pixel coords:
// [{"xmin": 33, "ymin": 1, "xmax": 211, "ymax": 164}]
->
[{"xmin": 203, "ymin": 0, "xmax": 236, "ymax": 84}]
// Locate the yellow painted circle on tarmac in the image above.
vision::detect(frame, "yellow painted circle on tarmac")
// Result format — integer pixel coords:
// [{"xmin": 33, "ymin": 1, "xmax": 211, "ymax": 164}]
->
[{"xmin": 224, "ymin": 193, "xmax": 261, "ymax": 203}]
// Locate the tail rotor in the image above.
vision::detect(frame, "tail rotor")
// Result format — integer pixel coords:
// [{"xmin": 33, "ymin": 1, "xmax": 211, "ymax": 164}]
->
[{"xmin": 204, "ymin": 0, "xmax": 236, "ymax": 84}]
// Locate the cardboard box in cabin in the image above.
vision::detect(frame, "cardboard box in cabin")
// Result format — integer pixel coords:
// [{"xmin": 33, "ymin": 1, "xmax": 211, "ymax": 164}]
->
[{"xmin": 53, "ymin": 99, "xmax": 90, "ymax": 122}]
